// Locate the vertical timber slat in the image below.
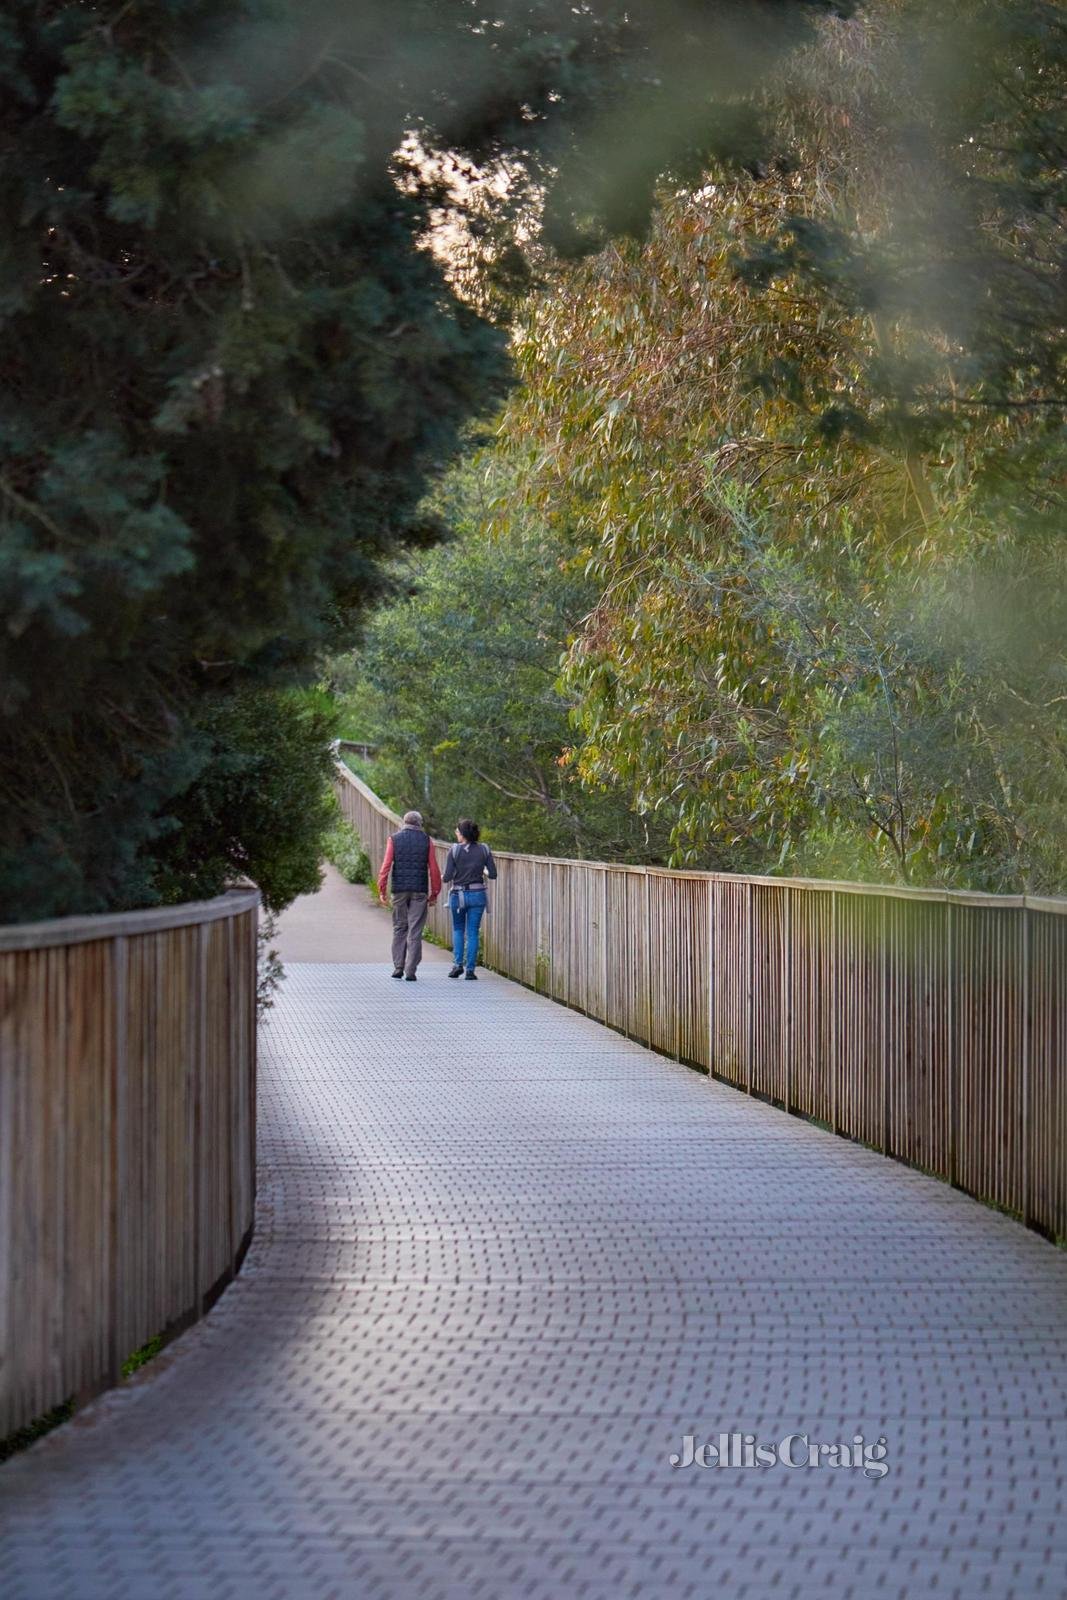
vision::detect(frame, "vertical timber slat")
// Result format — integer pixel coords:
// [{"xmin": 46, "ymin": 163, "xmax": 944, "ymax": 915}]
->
[
  {"xmin": 334, "ymin": 764, "xmax": 1067, "ymax": 1249},
  {"xmin": 0, "ymin": 890, "xmax": 258, "ymax": 1440}
]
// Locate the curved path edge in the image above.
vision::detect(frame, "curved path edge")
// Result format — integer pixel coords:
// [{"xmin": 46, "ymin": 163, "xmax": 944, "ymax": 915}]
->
[{"xmin": 2, "ymin": 869, "xmax": 1065, "ymax": 1599}]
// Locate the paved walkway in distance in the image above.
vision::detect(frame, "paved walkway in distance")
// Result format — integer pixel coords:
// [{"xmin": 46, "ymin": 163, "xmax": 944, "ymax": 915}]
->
[
  {"xmin": 3, "ymin": 869, "xmax": 1067, "ymax": 1598},
  {"xmin": 269, "ymin": 862, "xmax": 438, "ymax": 964}
]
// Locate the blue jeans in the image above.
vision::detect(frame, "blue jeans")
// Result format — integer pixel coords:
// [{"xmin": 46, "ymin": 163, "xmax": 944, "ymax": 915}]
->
[{"xmin": 450, "ymin": 888, "xmax": 487, "ymax": 970}]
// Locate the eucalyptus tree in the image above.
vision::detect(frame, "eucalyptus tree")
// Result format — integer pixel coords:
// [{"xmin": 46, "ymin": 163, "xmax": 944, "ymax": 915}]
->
[
  {"xmin": 335, "ymin": 451, "xmax": 668, "ymax": 862},
  {"xmin": 492, "ymin": 0, "xmax": 1066, "ymax": 887}
]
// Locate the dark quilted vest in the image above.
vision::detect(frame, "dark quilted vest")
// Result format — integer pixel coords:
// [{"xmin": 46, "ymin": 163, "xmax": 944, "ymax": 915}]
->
[{"xmin": 390, "ymin": 827, "xmax": 430, "ymax": 894}]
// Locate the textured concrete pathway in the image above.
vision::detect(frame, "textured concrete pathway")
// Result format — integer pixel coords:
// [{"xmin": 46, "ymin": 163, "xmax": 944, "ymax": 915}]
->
[{"xmin": 3, "ymin": 871, "xmax": 1067, "ymax": 1598}]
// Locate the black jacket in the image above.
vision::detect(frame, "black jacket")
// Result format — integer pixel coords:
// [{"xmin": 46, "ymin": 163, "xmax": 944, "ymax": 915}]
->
[
  {"xmin": 390, "ymin": 827, "xmax": 432, "ymax": 894},
  {"xmin": 443, "ymin": 841, "xmax": 498, "ymax": 889}
]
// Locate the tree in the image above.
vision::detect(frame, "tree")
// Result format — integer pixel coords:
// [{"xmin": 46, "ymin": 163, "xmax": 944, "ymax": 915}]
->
[
  {"xmin": 0, "ymin": 0, "xmax": 845, "ymax": 922},
  {"xmin": 331, "ymin": 449, "xmax": 665, "ymax": 861},
  {"xmin": 737, "ymin": 0, "xmax": 1067, "ymax": 459},
  {"xmin": 486, "ymin": 1, "xmax": 1066, "ymax": 888}
]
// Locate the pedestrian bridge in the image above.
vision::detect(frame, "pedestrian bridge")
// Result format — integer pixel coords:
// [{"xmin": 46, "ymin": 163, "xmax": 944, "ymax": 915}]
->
[{"xmin": 3, "ymin": 850, "xmax": 1066, "ymax": 1599}]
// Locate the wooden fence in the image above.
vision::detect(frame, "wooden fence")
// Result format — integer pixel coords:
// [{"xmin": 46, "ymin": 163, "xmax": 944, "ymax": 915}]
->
[
  {"xmin": 0, "ymin": 888, "xmax": 259, "ymax": 1440},
  {"xmin": 338, "ymin": 765, "xmax": 1067, "ymax": 1241}
]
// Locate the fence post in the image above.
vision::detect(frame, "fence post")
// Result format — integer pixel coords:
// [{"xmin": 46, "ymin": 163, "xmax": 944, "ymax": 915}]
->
[
  {"xmin": 108, "ymin": 935, "xmax": 128, "ymax": 1386},
  {"xmin": 745, "ymin": 882, "xmax": 754, "ymax": 1094},
  {"xmin": 881, "ymin": 894, "xmax": 890, "ymax": 1157},
  {"xmin": 946, "ymin": 899, "xmax": 957, "ymax": 1184},
  {"xmin": 830, "ymin": 888, "xmax": 839, "ymax": 1135},
  {"xmin": 706, "ymin": 880, "xmax": 715, "ymax": 1077},
  {"xmin": 782, "ymin": 888, "xmax": 793, "ymax": 1113},
  {"xmin": 645, "ymin": 870, "xmax": 653, "ymax": 1048},
  {"xmin": 195, "ymin": 920, "xmax": 209, "ymax": 1312},
  {"xmin": 674, "ymin": 889, "xmax": 683, "ymax": 1064},
  {"xmin": 535, "ymin": 856, "xmax": 543, "ymax": 992},
  {"xmin": 601, "ymin": 869, "xmax": 609, "ymax": 1025},
  {"xmin": 548, "ymin": 865, "xmax": 555, "ymax": 997},
  {"xmin": 1020, "ymin": 906, "xmax": 1032, "ymax": 1227}
]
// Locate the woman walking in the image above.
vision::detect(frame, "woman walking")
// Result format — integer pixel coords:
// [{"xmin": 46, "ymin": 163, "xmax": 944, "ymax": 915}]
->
[{"xmin": 443, "ymin": 819, "xmax": 498, "ymax": 979}]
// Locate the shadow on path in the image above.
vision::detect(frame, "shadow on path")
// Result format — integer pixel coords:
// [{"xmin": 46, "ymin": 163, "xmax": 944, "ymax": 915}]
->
[{"xmin": 2, "ymin": 867, "xmax": 1066, "ymax": 1598}]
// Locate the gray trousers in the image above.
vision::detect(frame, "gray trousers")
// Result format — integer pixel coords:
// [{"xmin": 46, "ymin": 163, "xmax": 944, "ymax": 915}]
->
[{"xmin": 391, "ymin": 892, "xmax": 429, "ymax": 975}]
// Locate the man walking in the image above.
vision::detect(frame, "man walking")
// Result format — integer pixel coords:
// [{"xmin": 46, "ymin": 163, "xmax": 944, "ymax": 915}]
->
[{"xmin": 377, "ymin": 809, "xmax": 441, "ymax": 980}]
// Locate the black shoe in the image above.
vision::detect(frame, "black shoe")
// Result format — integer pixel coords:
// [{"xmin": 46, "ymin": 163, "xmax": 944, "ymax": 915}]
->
[
  {"xmin": 405, "ymin": 973, "xmax": 417, "ymax": 982},
  {"xmin": 464, "ymin": 969, "xmax": 478, "ymax": 980},
  {"xmin": 391, "ymin": 969, "xmax": 404, "ymax": 979},
  {"xmin": 448, "ymin": 965, "xmax": 463, "ymax": 978}
]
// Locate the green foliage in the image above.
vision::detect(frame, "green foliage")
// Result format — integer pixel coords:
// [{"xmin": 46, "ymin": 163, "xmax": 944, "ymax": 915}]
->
[
  {"xmin": 121, "ymin": 1335, "xmax": 163, "ymax": 1380},
  {"xmin": 736, "ymin": 0, "xmax": 1067, "ymax": 455},
  {"xmin": 329, "ymin": 449, "xmax": 665, "ymax": 860},
  {"xmin": 0, "ymin": 1397, "xmax": 74, "ymax": 1465},
  {"xmin": 257, "ymin": 910, "xmax": 286, "ymax": 1013},
  {"xmin": 322, "ymin": 812, "xmax": 371, "ymax": 888},
  {"xmin": 150, "ymin": 687, "xmax": 337, "ymax": 913},
  {"xmin": 0, "ymin": 0, "xmax": 838, "ymax": 923},
  {"xmin": 482, "ymin": 4, "xmax": 1067, "ymax": 891}
]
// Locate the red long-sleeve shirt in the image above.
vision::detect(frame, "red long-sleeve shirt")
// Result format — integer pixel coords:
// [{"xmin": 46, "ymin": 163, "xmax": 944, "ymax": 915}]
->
[{"xmin": 377, "ymin": 834, "xmax": 442, "ymax": 901}]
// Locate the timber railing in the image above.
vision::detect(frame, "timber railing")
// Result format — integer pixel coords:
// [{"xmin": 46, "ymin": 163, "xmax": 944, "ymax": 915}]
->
[
  {"xmin": 0, "ymin": 888, "xmax": 259, "ymax": 1440},
  {"xmin": 338, "ymin": 764, "xmax": 1067, "ymax": 1241}
]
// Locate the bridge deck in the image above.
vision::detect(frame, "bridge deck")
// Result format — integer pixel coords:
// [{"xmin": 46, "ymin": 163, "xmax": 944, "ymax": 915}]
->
[{"xmin": 3, "ymin": 868, "xmax": 1066, "ymax": 1598}]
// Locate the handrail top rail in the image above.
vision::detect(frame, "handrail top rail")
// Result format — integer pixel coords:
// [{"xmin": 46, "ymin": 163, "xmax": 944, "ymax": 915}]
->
[
  {"xmin": 0, "ymin": 886, "xmax": 261, "ymax": 952},
  {"xmin": 336, "ymin": 762, "xmax": 1067, "ymax": 916}
]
